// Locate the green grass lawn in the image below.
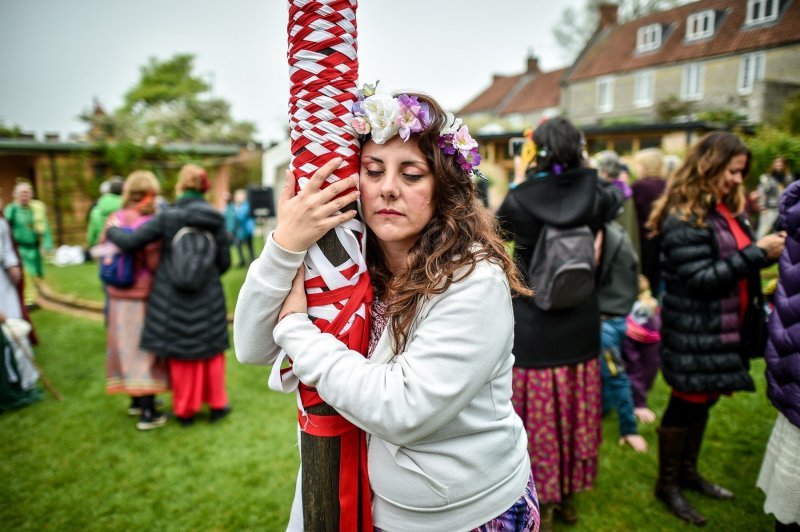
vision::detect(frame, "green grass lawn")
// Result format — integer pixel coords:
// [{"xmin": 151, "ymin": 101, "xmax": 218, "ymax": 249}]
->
[
  {"xmin": 43, "ymin": 239, "xmax": 264, "ymax": 312},
  {"xmin": 1, "ymin": 260, "xmax": 779, "ymax": 530}
]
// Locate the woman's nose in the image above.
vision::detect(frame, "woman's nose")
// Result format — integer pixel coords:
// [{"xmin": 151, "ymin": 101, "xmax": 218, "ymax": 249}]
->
[{"xmin": 379, "ymin": 172, "xmax": 399, "ymax": 198}]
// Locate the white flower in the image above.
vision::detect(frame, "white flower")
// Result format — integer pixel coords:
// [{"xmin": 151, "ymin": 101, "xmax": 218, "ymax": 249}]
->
[
  {"xmin": 440, "ymin": 111, "xmax": 463, "ymax": 136},
  {"xmin": 363, "ymin": 94, "xmax": 399, "ymax": 144}
]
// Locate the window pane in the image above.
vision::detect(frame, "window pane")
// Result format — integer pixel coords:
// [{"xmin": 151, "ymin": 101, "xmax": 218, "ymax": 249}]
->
[{"xmin": 765, "ymin": 0, "xmax": 773, "ymax": 17}]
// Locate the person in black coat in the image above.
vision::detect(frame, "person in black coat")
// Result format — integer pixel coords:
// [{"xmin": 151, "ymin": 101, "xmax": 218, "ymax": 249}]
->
[
  {"xmin": 497, "ymin": 117, "xmax": 622, "ymax": 529},
  {"xmin": 647, "ymin": 132, "xmax": 786, "ymax": 526},
  {"xmin": 107, "ymin": 164, "xmax": 232, "ymax": 426}
]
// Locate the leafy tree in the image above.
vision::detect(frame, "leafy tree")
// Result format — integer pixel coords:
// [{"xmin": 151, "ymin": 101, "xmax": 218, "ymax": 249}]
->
[
  {"xmin": 553, "ymin": 0, "xmax": 685, "ymax": 62},
  {"xmin": 81, "ymin": 54, "xmax": 256, "ymax": 145},
  {"xmin": 0, "ymin": 119, "xmax": 24, "ymax": 139},
  {"xmin": 774, "ymin": 90, "xmax": 800, "ymax": 135}
]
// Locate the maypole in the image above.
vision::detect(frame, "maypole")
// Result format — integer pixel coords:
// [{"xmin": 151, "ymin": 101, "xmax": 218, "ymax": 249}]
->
[{"xmin": 286, "ymin": 0, "xmax": 372, "ymax": 529}]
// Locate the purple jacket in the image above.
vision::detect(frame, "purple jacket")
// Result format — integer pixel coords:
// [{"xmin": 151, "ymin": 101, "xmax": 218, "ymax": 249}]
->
[{"xmin": 765, "ymin": 180, "xmax": 800, "ymax": 428}]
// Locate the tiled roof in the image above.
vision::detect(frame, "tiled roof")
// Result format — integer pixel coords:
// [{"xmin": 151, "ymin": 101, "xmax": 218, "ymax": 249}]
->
[
  {"xmin": 459, "ymin": 73, "xmax": 526, "ymax": 114},
  {"xmin": 568, "ymin": 0, "xmax": 800, "ymax": 82},
  {"xmin": 502, "ymin": 68, "xmax": 567, "ymax": 114},
  {"xmin": 458, "ymin": 67, "xmax": 566, "ymax": 116}
]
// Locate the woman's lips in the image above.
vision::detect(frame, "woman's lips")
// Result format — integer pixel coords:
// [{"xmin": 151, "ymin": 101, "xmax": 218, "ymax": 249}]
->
[{"xmin": 376, "ymin": 209, "xmax": 403, "ymax": 216}]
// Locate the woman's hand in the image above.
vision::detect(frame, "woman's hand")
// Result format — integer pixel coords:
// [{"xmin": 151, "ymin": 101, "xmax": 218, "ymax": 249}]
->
[
  {"xmin": 6, "ymin": 265, "xmax": 22, "ymax": 286},
  {"xmin": 756, "ymin": 231, "xmax": 786, "ymax": 260},
  {"xmin": 272, "ymin": 158, "xmax": 360, "ymax": 253},
  {"xmin": 279, "ymin": 266, "xmax": 307, "ymax": 321}
]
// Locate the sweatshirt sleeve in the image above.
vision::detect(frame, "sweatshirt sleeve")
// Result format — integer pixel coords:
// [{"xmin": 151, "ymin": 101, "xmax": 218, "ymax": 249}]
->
[
  {"xmin": 233, "ymin": 232, "xmax": 306, "ymax": 366},
  {"xmin": 273, "ymin": 263, "xmax": 514, "ymax": 447}
]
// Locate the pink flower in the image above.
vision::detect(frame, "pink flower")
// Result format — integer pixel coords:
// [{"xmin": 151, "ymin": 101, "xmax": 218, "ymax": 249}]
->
[
  {"xmin": 452, "ymin": 125, "xmax": 478, "ymax": 152},
  {"xmin": 352, "ymin": 116, "xmax": 371, "ymax": 135}
]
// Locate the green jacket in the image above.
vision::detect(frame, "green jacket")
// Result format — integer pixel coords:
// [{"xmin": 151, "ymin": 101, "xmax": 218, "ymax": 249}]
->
[{"xmin": 86, "ymin": 194, "xmax": 122, "ymax": 247}]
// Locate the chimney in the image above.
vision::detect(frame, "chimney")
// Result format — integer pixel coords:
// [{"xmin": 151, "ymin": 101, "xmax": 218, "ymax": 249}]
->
[
  {"xmin": 598, "ymin": 3, "xmax": 618, "ymax": 28},
  {"xmin": 526, "ymin": 55, "xmax": 540, "ymax": 74}
]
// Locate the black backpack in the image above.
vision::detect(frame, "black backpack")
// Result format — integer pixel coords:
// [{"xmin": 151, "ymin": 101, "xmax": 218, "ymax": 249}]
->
[
  {"xmin": 163, "ymin": 226, "xmax": 217, "ymax": 291},
  {"xmin": 529, "ymin": 223, "xmax": 596, "ymax": 311},
  {"xmin": 598, "ymin": 221, "xmax": 639, "ymax": 316}
]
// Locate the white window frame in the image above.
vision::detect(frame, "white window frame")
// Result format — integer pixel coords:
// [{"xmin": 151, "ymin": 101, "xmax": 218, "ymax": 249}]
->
[
  {"xmin": 636, "ymin": 24, "xmax": 662, "ymax": 53},
  {"xmin": 634, "ymin": 70, "xmax": 655, "ymax": 107},
  {"xmin": 746, "ymin": 0, "xmax": 779, "ymax": 25},
  {"xmin": 738, "ymin": 52, "xmax": 766, "ymax": 94},
  {"xmin": 681, "ymin": 62, "xmax": 704, "ymax": 101},
  {"xmin": 597, "ymin": 76, "xmax": 615, "ymax": 113},
  {"xmin": 686, "ymin": 10, "xmax": 715, "ymax": 41}
]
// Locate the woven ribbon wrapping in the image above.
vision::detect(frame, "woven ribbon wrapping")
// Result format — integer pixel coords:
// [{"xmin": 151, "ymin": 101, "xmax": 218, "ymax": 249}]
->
[{"xmin": 273, "ymin": 0, "xmax": 373, "ymax": 530}]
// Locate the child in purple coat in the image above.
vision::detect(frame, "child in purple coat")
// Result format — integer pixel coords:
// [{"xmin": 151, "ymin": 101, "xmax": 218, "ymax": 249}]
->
[{"xmin": 622, "ymin": 275, "xmax": 661, "ymax": 424}]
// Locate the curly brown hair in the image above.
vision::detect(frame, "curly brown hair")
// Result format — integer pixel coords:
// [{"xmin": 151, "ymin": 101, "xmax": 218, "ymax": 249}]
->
[
  {"xmin": 647, "ymin": 131, "xmax": 750, "ymax": 236},
  {"xmin": 364, "ymin": 92, "xmax": 531, "ymax": 353}
]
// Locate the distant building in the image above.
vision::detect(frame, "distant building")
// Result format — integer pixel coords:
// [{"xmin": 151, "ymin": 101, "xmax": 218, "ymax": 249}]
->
[
  {"xmin": 565, "ymin": 0, "xmax": 800, "ymax": 128},
  {"xmin": 458, "ymin": 0, "xmax": 800, "ymax": 190}
]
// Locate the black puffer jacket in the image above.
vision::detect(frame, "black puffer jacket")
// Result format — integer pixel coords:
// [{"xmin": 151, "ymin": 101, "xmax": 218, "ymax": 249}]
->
[
  {"xmin": 497, "ymin": 167, "xmax": 622, "ymax": 368},
  {"xmin": 659, "ymin": 209, "xmax": 768, "ymax": 393},
  {"xmin": 107, "ymin": 197, "xmax": 231, "ymax": 360}
]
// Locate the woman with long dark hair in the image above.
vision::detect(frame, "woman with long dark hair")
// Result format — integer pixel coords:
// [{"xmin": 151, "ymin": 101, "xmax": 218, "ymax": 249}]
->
[
  {"xmin": 647, "ymin": 132, "xmax": 785, "ymax": 525},
  {"xmin": 236, "ymin": 90, "xmax": 539, "ymax": 531},
  {"xmin": 496, "ymin": 117, "xmax": 622, "ymax": 530}
]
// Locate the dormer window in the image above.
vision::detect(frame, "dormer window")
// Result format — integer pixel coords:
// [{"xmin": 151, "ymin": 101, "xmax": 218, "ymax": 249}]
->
[
  {"xmin": 637, "ymin": 24, "xmax": 662, "ymax": 53},
  {"xmin": 686, "ymin": 10, "xmax": 715, "ymax": 40},
  {"xmin": 746, "ymin": 0, "xmax": 778, "ymax": 25}
]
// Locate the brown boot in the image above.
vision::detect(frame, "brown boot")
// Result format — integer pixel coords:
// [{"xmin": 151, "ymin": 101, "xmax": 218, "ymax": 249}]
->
[
  {"xmin": 539, "ymin": 504, "xmax": 555, "ymax": 532},
  {"xmin": 680, "ymin": 414, "xmax": 734, "ymax": 499},
  {"xmin": 655, "ymin": 426, "xmax": 707, "ymax": 526},
  {"xmin": 555, "ymin": 493, "xmax": 578, "ymax": 524}
]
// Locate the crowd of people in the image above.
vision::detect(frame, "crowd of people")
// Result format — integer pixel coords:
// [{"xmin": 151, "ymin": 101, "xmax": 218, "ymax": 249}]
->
[
  {"xmin": 0, "ymin": 89, "xmax": 797, "ymax": 530},
  {"xmin": 234, "ymin": 92, "xmax": 797, "ymax": 531}
]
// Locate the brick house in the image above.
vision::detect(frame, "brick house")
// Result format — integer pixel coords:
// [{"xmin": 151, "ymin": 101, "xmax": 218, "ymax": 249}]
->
[{"xmin": 565, "ymin": 0, "xmax": 800, "ymax": 128}]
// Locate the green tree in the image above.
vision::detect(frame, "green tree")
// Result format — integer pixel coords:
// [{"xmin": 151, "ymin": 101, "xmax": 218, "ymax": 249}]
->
[
  {"xmin": 0, "ymin": 119, "xmax": 24, "ymax": 139},
  {"xmin": 775, "ymin": 90, "xmax": 800, "ymax": 135},
  {"xmin": 81, "ymin": 54, "xmax": 256, "ymax": 145},
  {"xmin": 553, "ymin": 0, "xmax": 685, "ymax": 62}
]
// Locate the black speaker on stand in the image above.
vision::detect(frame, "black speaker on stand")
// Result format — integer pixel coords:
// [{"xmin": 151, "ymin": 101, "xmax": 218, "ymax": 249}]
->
[{"xmin": 247, "ymin": 186, "xmax": 275, "ymax": 254}]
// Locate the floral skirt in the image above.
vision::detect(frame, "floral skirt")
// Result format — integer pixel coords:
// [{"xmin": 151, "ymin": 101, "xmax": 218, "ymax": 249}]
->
[
  {"xmin": 106, "ymin": 298, "xmax": 169, "ymax": 396},
  {"xmin": 512, "ymin": 357, "xmax": 602, "ymax": 504}
]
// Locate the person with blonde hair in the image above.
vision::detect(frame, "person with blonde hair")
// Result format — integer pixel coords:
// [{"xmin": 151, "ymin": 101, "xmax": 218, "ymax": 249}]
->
[
  {"xmin": 102, "ymin": 170, "xmax": 168, "ymax": 430},
  {"xmin": 632, "ymin": 148, "xmax": 667, "ymax": 295},
  {"xmin": 757, "ymin": 156, "xmax": 795, "ymax": 238},
  {"xmin": 647, "ymin": 132, "xmax": 785, "ymax": 525},
  {"xmin": 106, "ymin": 164, "xmax": 231, "ymax": 426}
]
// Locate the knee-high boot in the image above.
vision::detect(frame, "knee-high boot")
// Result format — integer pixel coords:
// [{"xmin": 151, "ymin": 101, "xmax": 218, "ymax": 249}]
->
[
  {"xmin": 679, "ymin": 413, "xmax": 734, "ymax": 499},
  {"xmin": 655, "ymin": 426, "xmax": 707, "ymax": 526}
]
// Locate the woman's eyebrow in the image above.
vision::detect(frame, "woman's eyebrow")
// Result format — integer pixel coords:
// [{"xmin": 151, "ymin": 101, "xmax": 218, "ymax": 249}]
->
[{"xmin": 362, "ymin": 156, "xmax": 383, "ymax": 163}]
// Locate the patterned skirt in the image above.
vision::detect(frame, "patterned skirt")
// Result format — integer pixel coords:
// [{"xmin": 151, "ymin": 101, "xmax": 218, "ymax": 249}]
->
[
  {"xmin": 511, "ymin": 357, "xmax": 602, "ymax": 505},
  {"xmin": 106, "ymin": 298, "xmax": 169, "ymax": 396}
]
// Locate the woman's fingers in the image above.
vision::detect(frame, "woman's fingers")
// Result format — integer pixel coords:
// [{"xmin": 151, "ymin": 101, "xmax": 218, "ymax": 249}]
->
[
  {"xmin": 281, "ymin": 169, "xmax": 296, "ymax": 202},
  {"xmin": 319, "ymin": 188, "xmax": 360, "ymax": 217},
  {"xmin": 303, "ymin": 158, "xmax": 343, "ymax": 193}
]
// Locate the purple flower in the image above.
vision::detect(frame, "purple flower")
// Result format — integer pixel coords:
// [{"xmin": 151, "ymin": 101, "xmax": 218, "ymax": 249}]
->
[
  {"xmin": 395, "ymin": 94, "xmax": 432, "ymax": 141},
  {"xmin": 351, "ymin": 100, "xmax": 365, "ymax": 117}
]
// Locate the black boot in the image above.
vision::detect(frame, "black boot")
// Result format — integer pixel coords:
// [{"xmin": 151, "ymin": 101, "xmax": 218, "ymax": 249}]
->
[
  {"xmin": 555, "ymin": 492, "xmax": 578, "ymax": 524},
  {"xmin": 680, "ymin": 414, "xmax": 734, "ymax": 499},
  {"xmin": 128, "ymin": 396, "xmax": 142, "ymax": 416},
  {"xmin": 136, "ymin": 395, "xmax": 167, "ymax": 431},
  {"xmin": 656, "ymin": 426, "xmax": 707, "ymax": 526}
]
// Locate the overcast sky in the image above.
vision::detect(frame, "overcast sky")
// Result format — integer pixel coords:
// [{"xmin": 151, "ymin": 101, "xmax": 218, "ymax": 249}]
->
[{"xmin": 0, "ymin": 0, "xmax": 583, "ymax": 144}]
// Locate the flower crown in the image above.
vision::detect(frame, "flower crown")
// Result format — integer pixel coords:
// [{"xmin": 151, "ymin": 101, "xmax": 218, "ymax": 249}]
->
[{"xmin": 349, "ymin": 82, "xmax": 481, "ymax": 172}]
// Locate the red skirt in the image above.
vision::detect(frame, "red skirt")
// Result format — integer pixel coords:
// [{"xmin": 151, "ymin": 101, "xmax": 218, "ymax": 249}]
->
[{"xmin": 511, "ymin": 357, "xmax": 602, "ymax": 504}]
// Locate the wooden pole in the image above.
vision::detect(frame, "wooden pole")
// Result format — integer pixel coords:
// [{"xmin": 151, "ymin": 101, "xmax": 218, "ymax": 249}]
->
[{"xmin": 287, "ymin": 1, "xmax": 368, "ymax": 529}]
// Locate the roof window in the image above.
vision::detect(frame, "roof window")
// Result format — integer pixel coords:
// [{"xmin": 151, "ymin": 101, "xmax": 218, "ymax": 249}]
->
[
  {"xmin": 636, "ymin": 24, "xmax": 662, "ymax": 53},
  {"xmin": 686, "ymin": 10, "xmax": 715, "ymax": 40},
  {"xmin": 745, "ymin": 0, "xmax": 778, "ymax": 25}
]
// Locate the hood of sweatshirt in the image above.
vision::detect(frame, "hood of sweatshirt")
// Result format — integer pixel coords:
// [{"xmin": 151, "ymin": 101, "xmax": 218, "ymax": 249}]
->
[{"xmin": 511, "ymin": 167, "xmax": 600, "ymax": 227}]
